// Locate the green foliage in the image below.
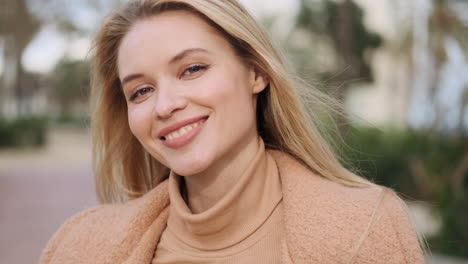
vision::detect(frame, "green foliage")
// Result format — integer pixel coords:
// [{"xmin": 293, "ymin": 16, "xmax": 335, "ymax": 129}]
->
[
  {"xmin": 342, "ymin": 127, "xmax": 468, "ymax": 257},
  {"xmin": 54, "ymin": 114, "xmax": 90, "ymax": 128},
  {"xmin": 0, "ymin": 116, "xmax": 48, "ymax": 148},
  {"xmin": 430, "ymin": 188, "xmax": 468, "ymax": 257},
  {"xmin": 49, "ymin": 58, "xmax": 90, "ymax": 116},
  {"xmin": 343, "ymin": 128, "xmax": 458, "ymax": 194},
  {"xmin": 296, "ymin": 0, "xmax": 382, "ymax": 83},
  {"xmin": 342, "ymin": 128, "xmax": 466, "ymax": 196}
]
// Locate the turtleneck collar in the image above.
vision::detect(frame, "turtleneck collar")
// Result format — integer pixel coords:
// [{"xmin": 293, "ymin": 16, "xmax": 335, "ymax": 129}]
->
[{"xmin": 166, "ymin": 139, "xmax": 282, "ymax": 250}]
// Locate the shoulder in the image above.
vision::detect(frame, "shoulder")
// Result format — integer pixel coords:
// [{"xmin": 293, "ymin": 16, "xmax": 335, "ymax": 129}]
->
[
  {"xmin": 40, "ymin": 180, "xmax": 170, "ymax": 264},
  {"xmin": 269, "ymin": 150, "xmax": 424, "ymax": 263},
  {"xmin": 269, "ymin": 149, "xmax": 385, "ymax": 210},
  {"xmin": 351, "ymin": 188, "xmax": 425, "ymax": 263}
]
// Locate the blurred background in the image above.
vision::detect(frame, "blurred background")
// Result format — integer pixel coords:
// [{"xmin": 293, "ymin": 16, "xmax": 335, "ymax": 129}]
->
[{"xmin": 0, "ymin": 0, "xmax": 467, "ymax": 263}]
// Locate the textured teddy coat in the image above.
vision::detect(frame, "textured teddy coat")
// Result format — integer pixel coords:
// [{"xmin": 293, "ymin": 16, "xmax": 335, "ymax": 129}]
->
[{"xmin": 40, "ymin": 151, "xmax": 425, "ymax": 264}]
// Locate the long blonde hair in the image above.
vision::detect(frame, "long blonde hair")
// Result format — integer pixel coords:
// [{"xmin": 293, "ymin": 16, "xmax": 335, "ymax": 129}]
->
[{"xmin": 91, "ymin": 0, "xmax": 370, "ymax": 203}]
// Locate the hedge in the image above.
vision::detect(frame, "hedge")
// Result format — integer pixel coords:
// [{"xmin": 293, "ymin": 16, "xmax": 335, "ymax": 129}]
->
[{"xmin": 0, "ymin": 116, "xmax": 48, "ymax": 148}]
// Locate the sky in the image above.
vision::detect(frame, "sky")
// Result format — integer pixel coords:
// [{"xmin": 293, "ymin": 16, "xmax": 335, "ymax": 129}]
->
[
  {"xmin": 12, "ymin": 0, "xmax": 300, "ymax": 74},
  {"xmin": 2, "ymin": 0, "xmax": 467, "ymax": 130}
]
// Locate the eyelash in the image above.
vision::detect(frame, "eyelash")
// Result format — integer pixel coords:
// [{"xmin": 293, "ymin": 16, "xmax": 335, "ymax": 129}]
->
[
  {"xmin": 129, "ymin": 87, "xmax": 154, "ymax": 102},
  {"xmin": 181, "ymin": 64, "xmax": 208, "ymax": 78},
  {"xmin": 128, "ymin": 64, "xmax": 209, "ymax": 102}
]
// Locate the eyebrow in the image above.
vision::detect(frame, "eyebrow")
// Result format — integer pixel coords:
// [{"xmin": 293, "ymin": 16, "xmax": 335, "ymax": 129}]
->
[
  {"xmin": 121, "ymin": 73, "xmax": 144, "ymax": 87},
  {"xmin": 169, "ymin": 48, "xmax": 210, "ymax": 64},
  {"xmin": 120, "ymin": 48, "xmax": 210, "ymax": 86}
]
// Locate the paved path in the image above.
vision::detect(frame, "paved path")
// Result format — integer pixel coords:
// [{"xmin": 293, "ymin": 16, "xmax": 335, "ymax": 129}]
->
[
  {"xmin": 0, "ymin": 128, "xmax": 97, "ymax": 264},
  {"xmin": 0, "ymin": 128, "xmax": 467, "ymax": 264}
]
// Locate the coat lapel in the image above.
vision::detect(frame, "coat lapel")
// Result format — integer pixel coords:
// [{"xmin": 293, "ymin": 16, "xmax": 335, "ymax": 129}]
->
[
  {"xmin": 119, "ymin": 151, "xmax": 380, "ymax": 264},
  {"xmin": 122, "ymin": 207, "xmax": 169, "ymax": 264},
  {"xmin": 270, "ymin": 150, "xmax": 383, "ymax": 264}
]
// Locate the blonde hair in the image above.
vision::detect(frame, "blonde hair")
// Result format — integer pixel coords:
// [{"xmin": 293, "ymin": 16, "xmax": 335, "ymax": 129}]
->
[{"xmin": 91, "ymin": 0, "xmax": 370, "ymax": 203}]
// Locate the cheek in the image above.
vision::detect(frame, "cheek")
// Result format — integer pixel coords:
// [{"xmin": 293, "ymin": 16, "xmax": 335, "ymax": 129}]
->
[
  {"xmin": 127, "ymin": 105, "xmax": 153, "ymax": 140},
  {"xmin": 195, "ymin": 75, "xmax": 257, "ymax": 141},
  {"xmin": 194, "ymin": 75, "xmax": 229, "ymax": 101},
  {"xmin": 217, "ymin": 78, "xmax": 255, "ymax": 116},
  {"xmin": 195, "ymin": 71, "xmax": 253, "ymax": 106}
]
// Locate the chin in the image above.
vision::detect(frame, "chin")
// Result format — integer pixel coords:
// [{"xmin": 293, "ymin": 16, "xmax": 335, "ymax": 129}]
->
[{"xmin": 168, "ymin": 155, "xmax": 213, "ymax": 177}]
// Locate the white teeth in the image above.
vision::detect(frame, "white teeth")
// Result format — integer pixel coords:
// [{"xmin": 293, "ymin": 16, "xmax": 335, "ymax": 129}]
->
[{"xmin": 165, "ymin": 121, "xmax": 202, "ymax": 140}]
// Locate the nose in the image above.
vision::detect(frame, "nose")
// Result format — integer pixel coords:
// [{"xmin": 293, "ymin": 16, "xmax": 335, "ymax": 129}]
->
[{"xmin": 153, "ymin": 84, "xmax": 188, "ymax": 119}]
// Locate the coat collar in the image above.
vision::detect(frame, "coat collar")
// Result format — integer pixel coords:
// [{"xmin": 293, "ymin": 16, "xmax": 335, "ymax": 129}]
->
[
  {"xmin": 42, "ymin": 150, "xmax": 384, "ymax": 264},
  {"xmin": 126, "ymin": 150, "xmax": 382, "ymax": 263}
]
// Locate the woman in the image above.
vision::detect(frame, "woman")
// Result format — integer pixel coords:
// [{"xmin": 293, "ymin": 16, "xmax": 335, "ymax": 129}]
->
[{"xmin": 41, "ymin": 0, "xmax": 424, "ymax": 263}]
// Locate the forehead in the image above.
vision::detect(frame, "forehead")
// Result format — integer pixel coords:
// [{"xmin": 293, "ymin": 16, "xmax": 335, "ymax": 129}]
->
[{"xmin": 117, "ymin": 10, "xmax": 229, "ymax": 74}]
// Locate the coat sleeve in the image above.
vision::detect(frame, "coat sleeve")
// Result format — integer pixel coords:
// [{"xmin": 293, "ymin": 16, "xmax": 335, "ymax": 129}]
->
[
  {"xmin": 39, "ymin": 207, "xmax": 101, "ymax": 264},
  {"xmin": 351, "ymin": 188, "xmax": 425, "ymax": 264}
]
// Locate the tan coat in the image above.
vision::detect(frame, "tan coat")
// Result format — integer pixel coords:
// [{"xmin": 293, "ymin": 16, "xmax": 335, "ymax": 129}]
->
[{"xmin": 40, "ymin": 151, "xmax": 424, "ymax": 264}]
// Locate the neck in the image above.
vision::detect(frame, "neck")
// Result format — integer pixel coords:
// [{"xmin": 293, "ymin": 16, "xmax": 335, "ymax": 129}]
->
[{"xmin": 183, "ymin": 136, "xmax": 261, "ymax": 214}]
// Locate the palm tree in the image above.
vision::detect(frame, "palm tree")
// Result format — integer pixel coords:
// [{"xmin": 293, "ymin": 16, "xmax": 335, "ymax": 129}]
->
[
  {"xmin": 0, "ymin": 0, "xmax": 123, "ymax": 118},
  {"xmin": 0, "ymin": 0, "xmax": 40, "ymax": 117},
  {"xmin": 294, "ymin": 0, "xmax": 381, "ymax": 133},
  {"xmin": 412, "ymin": 0, "xmax": 468, "ymax": 135}
]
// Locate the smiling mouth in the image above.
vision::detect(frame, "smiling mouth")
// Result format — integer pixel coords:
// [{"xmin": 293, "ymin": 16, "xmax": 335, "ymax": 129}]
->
[
  {"xmin": 159, "ymin": 116, "xmax": 209, "ymax": 141},
  {"xmin": 161, "ymin": 119, "xmax": 205, "ymax": 140}
]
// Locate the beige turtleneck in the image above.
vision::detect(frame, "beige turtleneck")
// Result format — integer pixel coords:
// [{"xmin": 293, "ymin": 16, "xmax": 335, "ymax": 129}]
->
[{"xmin": 152, "ymin": 140, "xmax": 283, "ymax": 263}]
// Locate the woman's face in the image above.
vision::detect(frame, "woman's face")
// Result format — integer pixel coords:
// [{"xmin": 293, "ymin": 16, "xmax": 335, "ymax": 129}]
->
[{"xmin": 117, "ymin": 10, "xmax": 267, "ymax": 176}]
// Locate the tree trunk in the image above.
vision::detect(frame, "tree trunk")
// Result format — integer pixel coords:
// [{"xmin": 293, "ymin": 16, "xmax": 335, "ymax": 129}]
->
[
  {"xmin": 0, "ymin": 0, "xmax": 40, "ymax": 118},
  {"xmin": 0, "ymin": 35, "xmax": 20, "ymax": 118},
  {"xmin": 452, "ymin": 147, "xmax": 468, "ymax": 198},
  {"xmin": 456, "ymin": 86, "xmax": 468, "ymax": 135},
  {"xmin": 333, "ymin": 0, "xmax": 357, "ymax": 136}
]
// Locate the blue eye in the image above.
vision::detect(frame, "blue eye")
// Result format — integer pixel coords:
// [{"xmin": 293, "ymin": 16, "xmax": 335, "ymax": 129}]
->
[
  {"xmin": 130, "ymin": 87, "xmax": 153, "ymax": 102},
  {"xmin": 182, "ymin": 65, "xmax": 208, "ymax": 77}
]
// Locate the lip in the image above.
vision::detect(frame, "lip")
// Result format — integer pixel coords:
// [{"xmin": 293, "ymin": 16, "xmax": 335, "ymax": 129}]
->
[
  {"xmin": 157, "ymin": 115, "xmax": 209, "ymax": 138},
  {"xmin": 157, "ymin": 115, "xmax": 209, "ymax": 149}
]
